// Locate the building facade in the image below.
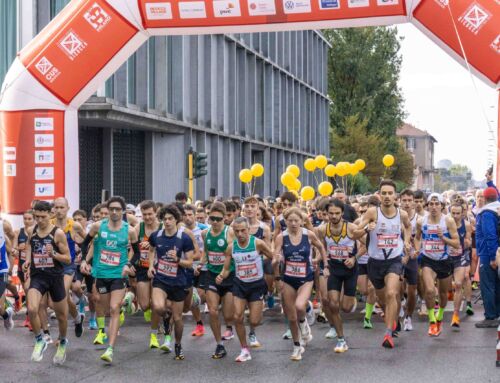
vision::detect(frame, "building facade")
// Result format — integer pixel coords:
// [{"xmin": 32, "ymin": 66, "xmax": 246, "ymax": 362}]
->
[
  {"xmin": 1, "ymin": 0, "xmax": 330, "ymax": 212},
  {"xmin": 397, "ymin": 123, "xmax": 436, "ymax": 191}
]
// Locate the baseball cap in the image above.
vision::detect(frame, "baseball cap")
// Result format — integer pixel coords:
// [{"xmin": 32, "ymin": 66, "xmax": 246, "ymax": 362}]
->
[
  {"xmin": 427, "ymin": 192, "xmax": 443, "ymax": 203},
  {"xmin": 126, "ymin": 203, "xmax": 136, "ymax": 211},
  {"xmin": 483, "ymin": 187, "xmax": 499, "ymax": 200}
]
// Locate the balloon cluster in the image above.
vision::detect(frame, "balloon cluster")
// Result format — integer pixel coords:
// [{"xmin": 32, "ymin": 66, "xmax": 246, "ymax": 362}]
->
[{"xmin": 239, "ymin": 164, "xmax": 264, "ymax": 195}]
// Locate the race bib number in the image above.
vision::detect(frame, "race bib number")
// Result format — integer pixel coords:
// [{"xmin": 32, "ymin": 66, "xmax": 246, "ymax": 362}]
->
[
  {"xmin": 139, "ymin": 250, "xmax": 149, "ymax": 268},
  {"xmin": 377, "ymin": 234, "xmax": 398, "ymax": 249},
  {"xmin": 424, "ymin": 240, "xmax": 445, "ymax": 255},
  {"xmin": 328, "ymin": 245, "xmax": 350, "ymax": 260},
  {"xmin": 208, "ymin": 251, "xmax": 225, "ymax": 266},
  {"xmin": 237, "ymin": 263, "xmax": 258, "ymax": 281},
  {"xmin": 99, "ymin": 250, "xmax": 121, "ymax": 267},
  {"xmin": 285, "ymin": 261, "xmax": 307, "ymax": 278},
  {"xmin": 157, "ymin": 258, "xmax": 178, "ymax": 277},
  {"xmin": 33, "ymin": 252, "xmax": 54, "ymax": 268}
]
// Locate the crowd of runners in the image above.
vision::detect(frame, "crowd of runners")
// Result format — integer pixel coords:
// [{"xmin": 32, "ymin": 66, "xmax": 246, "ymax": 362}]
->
[{"xmin": 1, "ymin": 175, "xmax": 500, "ymax": 365}]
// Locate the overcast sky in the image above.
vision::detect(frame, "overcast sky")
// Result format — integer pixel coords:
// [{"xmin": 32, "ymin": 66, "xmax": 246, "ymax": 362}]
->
[{"xmin": 397, "ymin": 23, "xmax": 498, "ymax": 180}]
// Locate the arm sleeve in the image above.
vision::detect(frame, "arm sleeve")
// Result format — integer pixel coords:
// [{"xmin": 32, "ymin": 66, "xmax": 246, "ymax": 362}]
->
[
  {"xmin": 80, "ymin": 234, "xmax": 94, "ymax": 257},
  {"xmin": 129, "ymin": 241, "xmax": 141, "ymax": 265},
  {"xmin": 481, "ymin": 212, "xmax": 498, "ymax": 261}
]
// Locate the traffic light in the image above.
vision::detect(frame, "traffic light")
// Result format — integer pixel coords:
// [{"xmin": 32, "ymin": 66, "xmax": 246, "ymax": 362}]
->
[{"xmin": 194, "ymin": 151, "xmax": 208, "ymax": 178}]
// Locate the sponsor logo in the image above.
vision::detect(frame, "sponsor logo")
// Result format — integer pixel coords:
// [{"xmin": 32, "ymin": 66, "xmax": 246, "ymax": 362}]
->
[
  {"xmin": 433, "ymin": 0, "xmax": 448, "ymax": 8},
  {"xmin": 491, "ymin": 34, "xmax": 500, "ymax": 54},
  {"xmin": 283, "ymin": 0, "xmax": 311, "ymax": 14},
  {"xmin": 217, "ymin": 239, "xmax": 225, "ymax": 246},
  {"xmin": 347, "ymin": 0, "xmax": 369, "ymax": 7},
  {"xmin": 458, "ymin": 3, "xmax": 491, "ymax": 35},
  {"xmin": 145, "ymin": 2, "xmax": 173, "ymax": 19},
  {"xmin": 101, "ymin": 232, "xmax": 108, "ymax": 239},
  {"xmin": 3, "ymin": 163, "xmax": 16, "ymax": 177},
  {"xmin": 35, "ymin": 167, "xmax": 54, "ymax": 181},
  {"xmin": 3, "ymin": 147, "xmax": 16, "ymax": 161},
  {"xmin": 34, "ymin": 57, "xmax": 61, "ymax": 83},
  {"xmin": 58, "ymin": 30, "xmax": 88, "ymax": 61},
  {"xmin": 35, "ymin": 151, "xmax": 54, "ymax": 164},
  {"xmin": 319, "ymin": 0, "xmax": 340, "ymax": 9},
  {"xmin": 106, "ymin": 240, "xmax": 118, "ymax": 248},
  {"xmin": 34, "ymin": 117, "xmax": 54, "ymax": 131},
  {"xmin": 35, "ymin": 134, "xmax": 54, "ymax": 148},
  {"xmin": 83, "ymin": 2, "xmax": 111, "ymax": 31},
  {"xmin": 213, "ymin": 0, "xmax": 241, "ymax": 17},
  {"xmin": 248, "ymin": 0, "xmax": 276, "ymax": 15},
  {"xmin": 377, "ymin": 0, "xmax": 398, "ymax": 5},
  {"xmin": 35, "ymin": 183, "xmax": 55, "ymax": 197},
  {"xmin": 179, "ymin": 1, "xmax": 207, "ymax": 18}
]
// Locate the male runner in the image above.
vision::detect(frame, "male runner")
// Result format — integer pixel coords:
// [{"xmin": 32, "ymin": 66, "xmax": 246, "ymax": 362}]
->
[{"xmin": 0, "ymin": 215, "xmax": 14, "ymax": 331}]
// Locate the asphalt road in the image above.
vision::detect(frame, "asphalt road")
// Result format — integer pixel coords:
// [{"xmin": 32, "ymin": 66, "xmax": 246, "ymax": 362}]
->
[{"xmin": 1, "ymin": 301, "xmax": 499, "ymax": 383}]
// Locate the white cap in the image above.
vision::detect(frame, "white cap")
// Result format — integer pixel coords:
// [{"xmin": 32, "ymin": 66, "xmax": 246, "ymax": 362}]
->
[
  {"xmin": 427, "ymin": 192, "xmax": 443, "ymax": 203},
  {"xmin": 126, "ymin": 203, "xmax": 136, "ymax": 211}
]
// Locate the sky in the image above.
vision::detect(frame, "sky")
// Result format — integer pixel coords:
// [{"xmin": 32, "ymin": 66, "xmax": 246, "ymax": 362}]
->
[{"xmin": 396, "ymin": 23, "xmax": 498, "ymax": 180}]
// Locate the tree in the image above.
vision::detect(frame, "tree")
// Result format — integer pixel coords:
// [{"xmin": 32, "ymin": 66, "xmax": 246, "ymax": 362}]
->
[{"xmin": 324, "ymin": 27, "xmax": 406, "ymax": 138}]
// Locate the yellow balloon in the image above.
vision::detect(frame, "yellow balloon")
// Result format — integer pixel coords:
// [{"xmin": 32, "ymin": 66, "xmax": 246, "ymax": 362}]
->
[
  {"xmin": 336, "ymin": 162, "xmax": 347, "ymax": 177},
  {"xmin": 251, "ymin": 163, "xmax": 264, "ymax": 177},
  {"xmin": 239, "ymin": 169, "xmax": 253, "ymax": 183},
  {"xmin": 291, "ymin": 190, "xmax": 299, "ymax": 198},
  {"xmin": 318, "ymin": 181, "xmax": 333, "ymax": 197},
  {"xmin": 347, "ymin": 163, "xmax": 356, "ymax": 175},
  {"xmin": 324, "ymin": 164, "xmax": 336, "ymax": 177},
  {"xmin": 301, "ymin": 186, "xmax": 315, "ymax": 201},
  {"xmin": 383, "ymin": 154, "xmax": 395, "ymax": 168},
  {"xmin": 304, "ymin": 158, "xmax": 316, "ymax": 172},
  {"xmin": 288, "ymin": 178, "xmax": 301, "ymax": 191},
  {"xmin": 281, "ymin": 171, "xmax": 296, "ymax": 187},
  {"xmin": 355, "ymin": 159, "xmax": 366, "ymax": 171},
  {"xmin": 315, "ymin": 155, "xmax": 328, "ymax": 169},
  {"xmin": 286, "ymin": 164, "xmax": 300, "ymax": 178}
]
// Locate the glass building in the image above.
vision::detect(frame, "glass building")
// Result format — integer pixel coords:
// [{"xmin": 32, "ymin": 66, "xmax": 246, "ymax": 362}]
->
[{"xmin": 1, "ymin": 0, "xmax": 330, "ymax": 212}]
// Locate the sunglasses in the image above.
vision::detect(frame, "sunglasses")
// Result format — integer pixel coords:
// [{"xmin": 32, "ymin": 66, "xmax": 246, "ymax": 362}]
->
[
  {"xmin": 209, "ymin": 216, "xmax": 223, "ymax": 222},
  {"xmin": 109, "ymin": 207, "xmax": 123, "ymax": 212}
]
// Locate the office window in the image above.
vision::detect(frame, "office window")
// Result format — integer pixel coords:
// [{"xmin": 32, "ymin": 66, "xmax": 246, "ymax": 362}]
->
[
  {"xmin": 407, "ymin": 137, "xmax": 416, "ymax": 151},
  {"xmin": 50, "ymin": 0, "xmax": 70, "ymax": 18},
  {"xmin": 0, "ymin": 1, "xmax": 17, "ymax": 84},
  {"xmin": 127, "ymin": 54, "xmax": 137, "ymax": 105}
]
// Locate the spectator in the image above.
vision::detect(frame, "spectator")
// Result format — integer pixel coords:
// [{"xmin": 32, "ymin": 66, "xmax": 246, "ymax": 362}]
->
[{"xmin": 175, "ymin": 192, "xmax": 188, "ymax": 204}]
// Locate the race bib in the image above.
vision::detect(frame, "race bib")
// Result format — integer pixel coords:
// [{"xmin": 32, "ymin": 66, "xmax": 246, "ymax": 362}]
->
[
  {"xmin": 208, "ymin": 251, "xmax": 225, "ymax": 266},
  {"xmin": 424, "ymin": 240, "xmax": 445, "ymax": 254},
  {"xmin": 33, "ymin": 252, "xmax": 54, "ymax": 268},
  {"xmin": 99, "ymin": 250, "xmax": 121, "ymax": 267},
  {"xmin": 139, "ymin": 250, "xmax": 149, "ymax": 268},
  {"xmin": 377, "ymin": 234, "xmax": 398, "ymax": 249},
  {"xmin": 237, "ymin": 263, "xmax": 258, "ymax": 281},
  {"xmin": 328, "ymin": 245, "xmax": 350, "ymax": 260},
  {"xmin": 157, "ymin": 258, "xmax": 178, "ymax": 277},
  {"xmin": 285, "ymin": 261, "xmax": 307, "ymax": 278}
]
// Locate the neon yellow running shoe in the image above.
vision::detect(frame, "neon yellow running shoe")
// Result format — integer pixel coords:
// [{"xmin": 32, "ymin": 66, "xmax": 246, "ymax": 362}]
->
[
  {"xmin": 144, "ymin": 309, "xmax": 152, "ymax": 323},
  {"xmin": 93, "ymin": 330, "xmax": 108, "ymax": 345},
  {"xmin": 119, "ymin": 309, "xmax": 125, "ymax": 327},
  {"xmin": 150, "ymin": 333, "xmax": 159, "ymax": 349},
  {"xmin": 100, "ymin": 346, "xmax": 113, "ymax": 363}
]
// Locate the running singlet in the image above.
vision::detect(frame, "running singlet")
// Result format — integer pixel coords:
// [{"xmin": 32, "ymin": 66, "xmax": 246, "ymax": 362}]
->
[
  {"xmin": 29, "ymin": 226, "xmax": 63, "ymax": 276},
  {"xmin": 149, "ymin": 229, "xmax": 194, "ymax": 287},
  {"xmin": 92, "ymin": 220, "xmax": 129, "ymax": 279},
  {"xmin": 367, "ymin": 208, "xmax": 404, "ymax": 261},
  {"xmin": 233, "ymin": 236, "xmax": 264, "ymax": 283},
  {"xmin": 205, "ymin": 226, "xmax": 234, "ymax": 274},
  {"xmin": 282, "ymin": 228, "xmax": 313, "ymax": 280},
  {"xmin": 0, "ymin": 220, "xmax": 8, "ymax": 275},
  {"xmin": 448, "ymin": 220, "xmax": 465, "ymax": 258},
  {"xmin": 18, "ymin": 227, "xmax": 29, "ymax": 265},
  {"xmin": 51, "ymin": 218, "xmax": 76, "ymax": 263},
  {"xmin": 252, "ymin": 221, "xmax": 266, "ymax": 240},
  {"xmin": 138, "ymin": 222, "xmax": 163, "ymax": 269},
  {"xmin": 325, "ymin": 222, "xmax": 357, "ymax": 266},
  {"xmin": 420, "ymin": 215, "xmax": 449, "ymax": 261},
  {"xmin": 279, "ymin": 215, "xmax": 286, "ymax": 232}
]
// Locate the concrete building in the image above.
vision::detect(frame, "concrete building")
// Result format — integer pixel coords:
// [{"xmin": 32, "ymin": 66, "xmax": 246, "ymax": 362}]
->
[
  {"xmin": 397, "ymin": 123, "xmax": 436, "ymax": 191},
  {"xmin": 1, "ymin": 0, "xmax": 330, "ymax": 212}
]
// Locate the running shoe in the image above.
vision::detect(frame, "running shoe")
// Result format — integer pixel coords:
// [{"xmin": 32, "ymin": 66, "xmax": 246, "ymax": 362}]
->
[
  {"xmin": 471, "ymin": 281, "xmax": 478, "ymax": 290},
  {"xmin": 334, "ymin": 338, "xmax": 348, "ymax": 353},
  {"xmin": 143, "ymin": 309, "xmax": 152, "ymax": 323},
  {"xmin": 119, "ymin": 308, "xmax": 125, "ymax": 327},
  {"xmin": 124, "ymin": 293, "xmax": 133, "ymax": 315},
  {"xmin": 266, "ymin": 293, "xmax": 275, "ymax": 309},
  {"xmin": 100, "ymin": 346, "xmax": 113, "ymax": 363},
  {"xmin": 191, "ymin": 289, "xmax": 201, "ymax": 308},
  {"xmin": 212, "ymin": 344, "xmax": 227, "ymax": 359},
  {"xmin": 93, "ymin": 330, "xmax": 108, "ymax": 345},
  {"xmin": 23, "ymin": 316, "xmax": 30, "ymax": 328},
  {"xmin": 403, "ymin": 316, "xmax": 413, "ymax": 331},
  {"xmin": 299, "ymin": 321, "xmax": 313, "ymax": 344},
  {"xmin": 436, "ymin": 320, "xmax": 442, "ymax": 336},
  {"xmin": 451, "ymin": 313, "xmax": 460, "ymax": 329},
  {"xmin": 53, "ymin": 339, "xmax": 67, "ymax": 365},
  {"xmin": 235, "ymin": 348, "xmax": 252, "ymax": 362},
  {"xmin": 290, "ymin": 345, "xmax": 305, "ymax": 361},
  {"xmin": 325, "ymin": 327, "xmax": 337, "ymax": 339},
  {"xmin": 306, "ymin": 301, "xmax": 315, "ymax": 326},
  {"xmin": 88, "ymin": 318, "xmax": 98, "ymax": 330},
  {"xmin": 222, "ymin": 328, "xmax": 234, "ymax": 340},
  {"xmin": 3, "ymin": 307, "xmax": 14, "ymax": 330},
  {"xmin": 428, "ymin": 322, "xmax": 438, "ymax": 337},
  {"xmin": 282, "ymin": 328, "xmax": 292, "ymax": 340},
  {"xmin": 382, "ymin": 334, "xmax": 394, "ymax": 349},
  {"xmin": 249, "ymin": 332, "xmax": 261, "ymax": 348},
  {"xmin": 31, "ymin": 338, "xmax": 48, "ymax": 362},
  {"xmin": 466, "ymin": 303, "xmax": 474, "ymax": 316},
  {"xmin": 312, "ymin": 298, "xmax": 320, "ymax": 310},
  {"xmin": 160, "ymin": 335, "xmax": 172, "ymax": 353},
  {"xmin": 363, "ymin": 318, "xmax": 373, "ymax": 329},
  {"xmin": 316, "ymin": 311, "xmax": 327, "ymax": 323},
  {"xmin": 75, "ymin": 313, "xmax": 85, "ymax": 338},
  {"xmin": 150, "ymin": 333, "xmax": 160, "ymax": 349},
  {"xmin": 174, "ymin": 344, "xmax": 185, "ymax": 360},
  {"xmin": 191, "ymin": 324, "xmax": 205, "ymax": 337}
]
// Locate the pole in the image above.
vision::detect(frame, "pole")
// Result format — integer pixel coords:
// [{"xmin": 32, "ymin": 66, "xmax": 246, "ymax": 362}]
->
[{"xmin": 188, "ymin": 147, "xmax": 194, "ymax": 202}]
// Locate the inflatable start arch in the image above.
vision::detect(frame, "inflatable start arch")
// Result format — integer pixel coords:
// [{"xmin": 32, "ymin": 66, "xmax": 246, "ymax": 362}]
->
[{"xmin": 0, "ymin": 0, "xmax": 498, "ymax": 216}]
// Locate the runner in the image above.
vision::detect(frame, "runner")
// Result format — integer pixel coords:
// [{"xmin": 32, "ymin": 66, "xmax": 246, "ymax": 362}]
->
[
  {"xmin": 274, "ymin": 207, "xmax": 326, "ymax": 361},
  {"xmin": 80, "ymin": 196, "xmax": 140, "ymax": 363},
  {"xmin": 414, "ymin": 193, "xmax": 460, "ymax": 337},
  {"xmin": 216, "ymin": 216, "xmax": 274, "ymax": 362},
  {"xmin": 22, "ymin": 201, "xmax": 71, "ymax": 364},
  {"xmin": 147, "ymin": 204, "xmax": 195, "ymax": 360},
  {"xmin": 353, "ymin": 180, "xmax": 412, "ymax": 348},
  {"xmin": 0, "ymin": 214, "xmax": 14, "ymax": 331}
]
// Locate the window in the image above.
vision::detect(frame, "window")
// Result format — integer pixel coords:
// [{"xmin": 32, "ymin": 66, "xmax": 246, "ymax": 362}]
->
[
  {"xmin": 50, "ymin": 0, "xmax": 70, "ymax": 19},
  {"xmin": 127, "ymin": 54, "xmax": 136, "ymax": 105},
  {"xmin": 0, "ymin": 1, "xmax": 17, "ymax": 84},
  {"xmin": 406, "ymin": 137, "xmax": 416, "ymax": 151}
]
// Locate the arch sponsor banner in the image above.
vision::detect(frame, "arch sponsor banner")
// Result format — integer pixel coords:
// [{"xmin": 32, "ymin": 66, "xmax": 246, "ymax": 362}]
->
[
  {"xmin": 412, "ymin": 0, "xmax": 500, "ymax": 87},
  {"xmin": 0, "ymin": 110, "xmax": 65, "ymax": 214},
  {"xmin": 138, "ymin": 0, "xmax": 407, "ymax": 29},
  {"xmin": 18, "ymin": 0, "xmax": 139, "ymax": 105}
]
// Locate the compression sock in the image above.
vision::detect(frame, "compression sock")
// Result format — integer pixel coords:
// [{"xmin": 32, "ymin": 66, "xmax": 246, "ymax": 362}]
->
[
  {"xmin": 436, "ymin": 307, "xmax": 445, "ymax": 322},
  {"xmin": 365, "ymin": 303, "xmax": 374, "ymax": 320},
  {"xmin": 97, "ymin": 316, "xmax": 106, "ymax": 331},
  {"xmin": 428, "ymin": 308, "xmax": 436, "ymax": 323}
]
